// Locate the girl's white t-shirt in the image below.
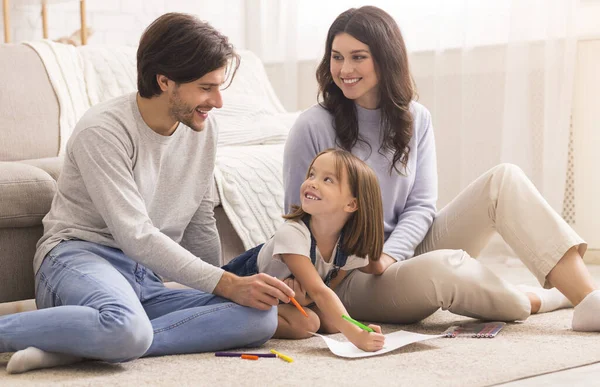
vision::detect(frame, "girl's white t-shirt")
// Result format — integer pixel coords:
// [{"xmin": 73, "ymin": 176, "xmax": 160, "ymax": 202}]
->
[{"xmin": 257, "ymin": 219, "xmax": 368, "ymax": 280}]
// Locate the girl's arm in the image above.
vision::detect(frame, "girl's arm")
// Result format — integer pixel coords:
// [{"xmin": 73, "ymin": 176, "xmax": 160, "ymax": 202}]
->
[
  {"xmin": 281, "ymin": 254, "xmax": 385, "ymax": 352},
  {"xmin": 285, "ymin": 270, "xmax": 348, "ymax": 304}
]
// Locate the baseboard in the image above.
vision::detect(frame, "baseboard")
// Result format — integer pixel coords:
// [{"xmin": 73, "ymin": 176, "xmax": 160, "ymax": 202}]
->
[{"xmin": 584, "ymin": 249, "xmax": 600, "ymax": 264}]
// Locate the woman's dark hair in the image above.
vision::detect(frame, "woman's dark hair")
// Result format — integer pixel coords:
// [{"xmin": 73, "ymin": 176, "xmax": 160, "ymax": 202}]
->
[
  {"xmin": 316, "ymin": 6, "xmax": 416, "ymax": 174},
  {"xmin": 137, "ymin": 13, "xmax": 240, "ymax": 98}
]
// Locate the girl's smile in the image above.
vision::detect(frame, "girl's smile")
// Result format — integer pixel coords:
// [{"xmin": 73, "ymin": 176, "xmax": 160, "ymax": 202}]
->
[
  {"xmin": 303, "ymin": 190, "xmax": 321, "ymax": 201},
  {"xmin": 300, "ymin": 152, "xmax": 355, "ymax": 216}
]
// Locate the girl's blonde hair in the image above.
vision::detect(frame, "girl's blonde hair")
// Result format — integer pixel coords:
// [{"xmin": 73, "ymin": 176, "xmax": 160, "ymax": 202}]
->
[{"xmin": 284, "ymin": 148, "xmax": 384, "ymax": 261}]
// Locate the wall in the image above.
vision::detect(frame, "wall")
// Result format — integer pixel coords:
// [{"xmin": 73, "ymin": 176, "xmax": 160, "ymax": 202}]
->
[
  {"xmin": 574, "ymin": 0, "xmax": 600, "ymax": 259},
  {"xmin": 1, "ymin": 0, "xmax": 245, "ymax": 48},
  {"xmin": 572, "ymin": 39, "xmax": 600, "ymax": 254},
  {"xmin": 3, "ymin": 1, "xmax": 600, "ymax": 111},
  {"xmin": 570, "ymin": 0, "xmax": 599, "ymax": 254}
]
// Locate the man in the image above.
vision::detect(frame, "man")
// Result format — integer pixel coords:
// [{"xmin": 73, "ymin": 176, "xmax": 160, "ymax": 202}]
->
[{"xmin": 0, "ymin": 13, "xmax": 294, "ymax": 374}]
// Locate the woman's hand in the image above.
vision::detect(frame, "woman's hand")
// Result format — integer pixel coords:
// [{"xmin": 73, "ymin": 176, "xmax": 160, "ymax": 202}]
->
[
  {"xmin": 358, "ymin": 253, "xmax": 396, "ymax": 275},
  {"xmin": 283, "ymin": 277, "xmax": 313, "ymax": 305},
  {"xmin": 347, "ymin": 324, "xmax": 385, "ymax": 352}
]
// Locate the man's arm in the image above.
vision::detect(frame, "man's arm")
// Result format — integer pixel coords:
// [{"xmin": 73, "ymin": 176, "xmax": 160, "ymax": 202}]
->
[
  {"xmin": 178, "ymin": 172, "xmax": 296, "ymax": 308},
  {"xmin": 180, "ymin": 177, "xmax": 221, "ymax": 267},
  {"xmin": 213, "ymin": 271, "xmax": 293, "ymax": 310},
  {"xmin": 71, "ymin": 126, "xmax": 225, "ymax": 293}
]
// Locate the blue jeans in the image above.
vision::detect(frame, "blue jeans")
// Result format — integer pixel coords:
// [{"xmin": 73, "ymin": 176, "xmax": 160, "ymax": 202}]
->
[{"xmin": 0, "ymin": 240, "xmax": 277, "ymax": 361}]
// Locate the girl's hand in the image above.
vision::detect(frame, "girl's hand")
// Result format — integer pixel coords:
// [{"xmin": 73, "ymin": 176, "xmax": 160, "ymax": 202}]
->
[
  {"xmin": 283, "ymin": 277, "xmax": 313, "ymax": 305},
  {"xmin": 358, "ymin": 254, "xmax": 396, "ymax": 275},
  {"xmin": 349, "ymin": 324, "xmax": 385, "ymax": 352}
]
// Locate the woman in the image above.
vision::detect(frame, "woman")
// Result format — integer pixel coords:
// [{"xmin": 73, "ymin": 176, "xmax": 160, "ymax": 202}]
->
[{"xmin": 283, "ymin": 5, "xmax": 599, "ymax": 331}]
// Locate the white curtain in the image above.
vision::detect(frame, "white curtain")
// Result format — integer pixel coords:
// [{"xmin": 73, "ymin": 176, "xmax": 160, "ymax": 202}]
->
[
  {"xmin": 246, "ymin": 0, "xmax": 578, "ymax": 213},
  {"xmin": 420, "ymin": 0, "xmax": 577, "ymax": 212},
  {"xmin": 244, "ymin": 0, "xmax": 299, "ymax": 111}
]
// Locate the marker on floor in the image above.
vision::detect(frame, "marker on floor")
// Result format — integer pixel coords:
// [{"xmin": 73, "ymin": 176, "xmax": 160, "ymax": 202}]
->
[
  {"xmin": 215, "ymin": 352, "xmax": 276, "ymax": 358},
  {"xmin": 270, "ymin": 349, "xmax": 293, "ymax": 363}
]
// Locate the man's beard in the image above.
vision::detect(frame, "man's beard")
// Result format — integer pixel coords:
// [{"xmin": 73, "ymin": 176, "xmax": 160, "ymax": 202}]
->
[{"xmin": 169, "ymin": 91, "xmax": 203, "ymax": 132}]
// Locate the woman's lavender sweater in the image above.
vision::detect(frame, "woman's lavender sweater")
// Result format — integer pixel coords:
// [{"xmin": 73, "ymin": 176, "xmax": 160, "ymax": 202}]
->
[{"xmin": 283, "ymin": 102, "xmax": 438, "ymax": 261}]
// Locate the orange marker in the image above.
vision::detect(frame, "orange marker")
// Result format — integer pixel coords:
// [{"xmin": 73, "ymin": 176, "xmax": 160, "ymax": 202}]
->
[
  {"xmin": 289, "ymin": 296, "xmax": 308, "ymax": 318},
  {"xmin": 241, "ymin": 354, "xmax": 259, "ymax": 360}
]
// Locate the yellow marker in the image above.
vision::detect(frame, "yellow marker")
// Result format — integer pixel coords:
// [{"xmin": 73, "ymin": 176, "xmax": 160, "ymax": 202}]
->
[{"xmin": 270, "ymin": 349, "xmax": 293, "ymax": 363}]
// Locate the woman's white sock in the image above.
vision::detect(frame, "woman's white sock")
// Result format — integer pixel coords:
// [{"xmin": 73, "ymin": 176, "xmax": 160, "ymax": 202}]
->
[
  {"xmin": 6, "ymin": 347, "xmax": 82, "ymax": 374},
  {"xmin": 572, "ymin": 290, "xmax": 600, "ymax": 332},
  {"xmin": 517, "ymin": 284, "xmax": 572, "ymax": 313}
]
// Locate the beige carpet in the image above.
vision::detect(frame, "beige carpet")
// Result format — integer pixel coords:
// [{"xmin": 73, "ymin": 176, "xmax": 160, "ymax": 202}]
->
[{"xmin": 1, "ymin": 262, "xmax": 600, "ymax": 387}]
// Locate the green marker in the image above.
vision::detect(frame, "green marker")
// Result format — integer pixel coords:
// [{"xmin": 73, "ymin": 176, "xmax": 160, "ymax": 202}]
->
[{"xmin": 342, "ymin": 314, "xmax": 374, "ymax": 332}]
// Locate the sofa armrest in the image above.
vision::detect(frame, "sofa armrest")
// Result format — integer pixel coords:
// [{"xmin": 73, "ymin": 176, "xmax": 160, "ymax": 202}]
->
[
  {"xmin": 18, "ymin": 156, "xmax": 63, "ymax": 182},
  {"xmin": 0, "ymin": 162, "xmax": 56, "ymax": 228}
]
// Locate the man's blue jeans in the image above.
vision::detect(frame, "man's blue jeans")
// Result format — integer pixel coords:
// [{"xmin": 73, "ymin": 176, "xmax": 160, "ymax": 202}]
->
[{"xmin": 0, "ymin": 240, "xmax": 277, "ymax": 361}]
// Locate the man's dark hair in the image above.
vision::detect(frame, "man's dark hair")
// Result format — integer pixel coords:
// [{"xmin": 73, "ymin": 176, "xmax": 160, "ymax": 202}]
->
[{"xmin": 137, "ymin": 13, "xmax": 240, "ymax": 98}]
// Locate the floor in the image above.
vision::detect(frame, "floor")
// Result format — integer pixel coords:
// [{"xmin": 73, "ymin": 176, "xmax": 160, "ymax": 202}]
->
[
  {"xmin": 497, "ymin": 362, "xmax": 600, "ymax": 386},
  {"xmin": 481, "ymin": 239, "xmax": 600, "ymax": 387},
  {"xmin": 2, "ymin": 239, "xmax": 597, "ymax": 386}
]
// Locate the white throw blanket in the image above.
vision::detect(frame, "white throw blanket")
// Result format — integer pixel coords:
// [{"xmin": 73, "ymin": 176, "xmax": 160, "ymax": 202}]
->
[
  {"xmin": 24, "ymin": 41, "xmax": 294, "ymax": 247},
  {"xmin": 23, "ymin": 40, "xmax": 90, "ymax": 156},
  {"xmin": 215, "ymin": 144, "xmax": 287, "ymax": 249},
  {"xmin": 78, "ymin": 45, "xmax": 137, "ymax": 105},
  {"xmin": 210, "ymin": 51, "xmax": 299, "ymax": 248}
]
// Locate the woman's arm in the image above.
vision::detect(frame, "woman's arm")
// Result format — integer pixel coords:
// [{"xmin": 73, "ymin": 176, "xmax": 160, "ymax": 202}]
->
[
  {"xmin": 360, "ymin": 111, "xmax": 437, "ymax": 273},
  {"xmin": 383, "ymin": 109, "xmax": 438, "ymax": 262},
  {"xmin": 281, "ymin": 254, "xmax": 385, "ymax": 352},
  {"xmin": 283, "ymin": 121, "xmax": 319, "ymax": 213},
  {"xmin": 358, "ymin": 254, "xmax": 396, "ymax": 275}
]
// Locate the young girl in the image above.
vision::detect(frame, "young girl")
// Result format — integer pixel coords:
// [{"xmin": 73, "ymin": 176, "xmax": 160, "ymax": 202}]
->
[
  {"xmin": 223, "ymin": 148, "xmax": 386, "ymax": 352},
  {"xmin": 283, "ymin": 5, "xmax": 599, "ymax": 331}
]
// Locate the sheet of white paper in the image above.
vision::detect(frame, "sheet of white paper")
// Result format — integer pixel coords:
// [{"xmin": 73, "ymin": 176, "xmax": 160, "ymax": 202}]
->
[{"xmin": 312, "ymin": 330, "xmax": 444, "ymax": 358}]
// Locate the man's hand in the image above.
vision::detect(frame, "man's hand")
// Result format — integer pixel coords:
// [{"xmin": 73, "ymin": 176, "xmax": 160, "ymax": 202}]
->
[
  {"xmin": 358, "ymin": 253, "xmax": 396, "ymax": 275},
  {"xmin": 213, "ymin": 272, "xmax": 295, "ymax": 310},
  {"xmin": 283, "ymin": 277, "xmax": 313, "ymax": 306}
]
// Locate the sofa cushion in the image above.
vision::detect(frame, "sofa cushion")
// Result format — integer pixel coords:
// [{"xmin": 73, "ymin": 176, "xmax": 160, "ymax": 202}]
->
[
  {"xmin": 0, "ymin": 162, "xmax": 57, "ymax": 228},
  {"xmin": 19, "ymin": 156, "xmax": 63, "ymax": 181}
]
